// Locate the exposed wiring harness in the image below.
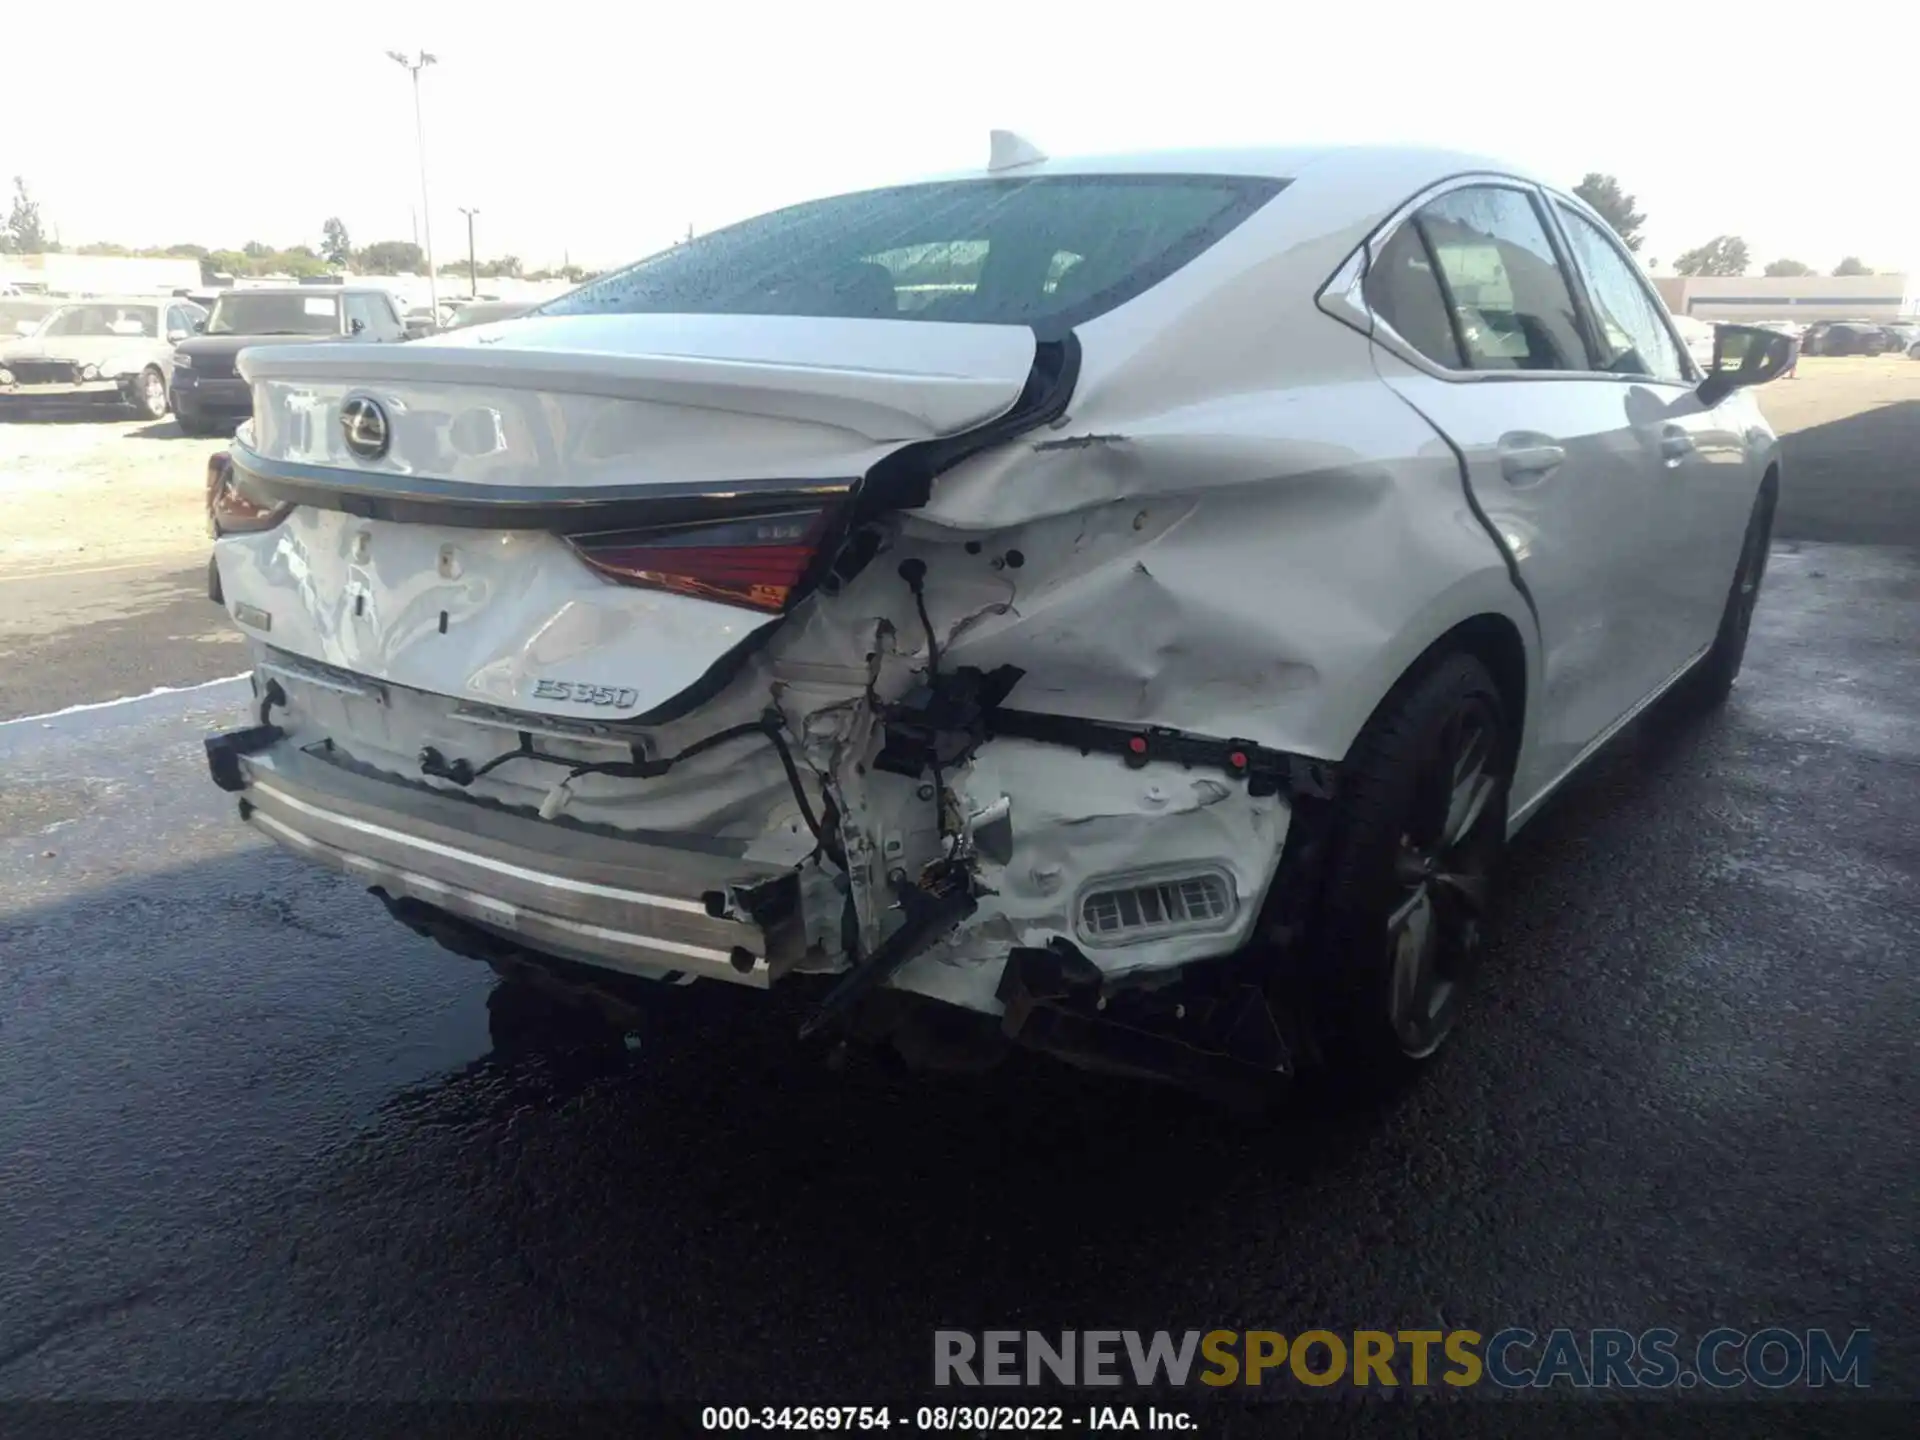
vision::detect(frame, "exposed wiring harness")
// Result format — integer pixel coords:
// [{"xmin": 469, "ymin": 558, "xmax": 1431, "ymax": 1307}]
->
[
  {"xmin": 896, "ymin": 557, "xmax": 965, "ymax": 866},
  {"xmin": 418, "ymin": 710, "xmax": 838, "ymax": 863}
]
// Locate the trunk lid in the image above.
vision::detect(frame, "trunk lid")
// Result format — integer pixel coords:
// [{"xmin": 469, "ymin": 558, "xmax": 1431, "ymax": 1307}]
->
[
  {"xmin": 220, "ymin": 314, "xmax": 1040, "ymax": 722},
  {"xmin": 238, "ymin": 313, "xmax": 1037, "ymax": 487}
]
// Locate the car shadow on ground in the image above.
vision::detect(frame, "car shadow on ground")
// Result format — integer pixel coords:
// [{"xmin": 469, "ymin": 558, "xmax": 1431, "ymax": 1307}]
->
[
  {"xmin": 0, "ymin": 400, "xmax": 135, "ymax": 425},
  {"xmin": 122, "ymin": 418, "xmax": 188, "ymax": 441},
  {"xmin": 1775, "ymin": 399, "xmax": 1920, "ymax": 547}
]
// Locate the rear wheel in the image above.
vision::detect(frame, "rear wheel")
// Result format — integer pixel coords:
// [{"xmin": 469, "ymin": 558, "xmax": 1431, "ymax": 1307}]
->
[
  {"xmin": 129, "ymin": 366, "xmax": 169, "ymax": 420},
  {"xmin": 1304, "ymin": 652, "xmax": 1510, "ymax": 1086}
]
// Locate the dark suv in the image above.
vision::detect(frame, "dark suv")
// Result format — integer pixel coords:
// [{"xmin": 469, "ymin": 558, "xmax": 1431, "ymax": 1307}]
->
[
  {"xmin": 170, "ymin": 286, "xmax": 408, "ymax": 435},
  {"xmin": 1798, "ymin": 321, "xmax": 1895, "ymax": 357}
]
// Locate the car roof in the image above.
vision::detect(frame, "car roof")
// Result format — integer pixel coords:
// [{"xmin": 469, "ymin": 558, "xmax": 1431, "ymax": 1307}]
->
[
  {"xmin": 916, "ymin": 141, "xmax": 1543, "ymax": 189},
  {"xmin": 47, "ymin": 295, "xmax": 168, "ymax": 307},
  {"xmin": 213, "ymin": 286, "xmax": 376, "ymax": 298}
]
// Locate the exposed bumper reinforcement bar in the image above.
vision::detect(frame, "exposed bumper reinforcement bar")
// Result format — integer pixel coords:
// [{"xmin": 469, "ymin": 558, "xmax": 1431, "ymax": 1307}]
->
[{"xmin": 205, "ymin": 728, "xmax": 808, "ymax": 987}]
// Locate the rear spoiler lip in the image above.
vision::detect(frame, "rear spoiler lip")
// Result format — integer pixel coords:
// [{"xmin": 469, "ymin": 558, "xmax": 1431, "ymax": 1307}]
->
[{"xmin": 228, "ymin": 443, "xmax": 855, "ymax": 534}]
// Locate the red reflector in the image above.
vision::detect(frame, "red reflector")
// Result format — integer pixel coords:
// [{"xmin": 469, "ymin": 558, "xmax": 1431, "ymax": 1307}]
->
[
  {"xmin": 1127, "ymin": 736, "xmax": 1148, "ymax": 754},
  {"xmin": 567, "ymin": 507, "xmax": 835, "ymax": 613},
  {"xmin": 1228, "ymin": 751, "xmax": 1248, "ymax": 770},
  {"xmin": 209, "ymin": 458, "xmax": 293, "ymax": 535}
]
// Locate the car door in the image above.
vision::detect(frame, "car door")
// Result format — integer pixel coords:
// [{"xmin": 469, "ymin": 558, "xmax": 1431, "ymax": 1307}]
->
[
  {"xmin": 1546, "ymin": 196, "xmax": 1752, "ymax": 662},
  {"xmin": 341, "ymin": 292, "xmax": 377, "ymax": 341},
  {"xmin": 1354, "ymin": 179, "xmax": 1683, "ymax": 804}
]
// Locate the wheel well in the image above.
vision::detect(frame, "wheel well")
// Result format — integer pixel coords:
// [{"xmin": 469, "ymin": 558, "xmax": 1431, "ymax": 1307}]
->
[{"xmin": 1384, "ymin": 614, "xmax": 1529, "ymax": 772}]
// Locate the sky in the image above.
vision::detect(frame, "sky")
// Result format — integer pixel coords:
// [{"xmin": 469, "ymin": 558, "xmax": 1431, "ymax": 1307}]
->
[{"xmin": 5, "ymin": 1, "xmax": 1917, "ymax": 280}]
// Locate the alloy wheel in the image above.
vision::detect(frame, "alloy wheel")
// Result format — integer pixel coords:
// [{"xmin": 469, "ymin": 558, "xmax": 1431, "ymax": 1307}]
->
[{"xmin": 1384, "ymin": 696, "xmax": 1502, "ymax": 1057}]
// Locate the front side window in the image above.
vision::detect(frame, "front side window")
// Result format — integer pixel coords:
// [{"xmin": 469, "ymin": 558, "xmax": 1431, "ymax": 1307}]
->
[
  {"xmin": 209, "ymin": 293, "xmax": 340, "ymax": 336},
  {"xmin": 1414, "ymin": 187, "xmax": 1588, "ymax": 372},
  {"xmin": 1554, "ymin": 204, "xmax": 1685, "ymax": 382},
  {"xmin": 541, "ymin": 175, "xmax": 1286, "ymax": 338}
]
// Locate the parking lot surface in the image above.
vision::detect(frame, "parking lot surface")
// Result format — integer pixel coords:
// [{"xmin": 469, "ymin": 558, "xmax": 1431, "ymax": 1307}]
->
[{"xmin": 0, "ymin": 361, "xmax": 1916, "ymax": 1412}]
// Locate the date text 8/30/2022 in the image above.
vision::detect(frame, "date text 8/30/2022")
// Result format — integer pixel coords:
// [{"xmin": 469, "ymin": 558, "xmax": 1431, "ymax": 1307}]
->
[{"xmin": 702, "ymin": 1406, "xmax": 1194, "ymax": 1431}]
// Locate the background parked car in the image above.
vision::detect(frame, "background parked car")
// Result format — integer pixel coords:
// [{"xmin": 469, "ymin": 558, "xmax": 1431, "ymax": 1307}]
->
[
  {"xmin": 1, "ymin": 294, "xmax": 63, "ymax": 339},
  {"xmin": 1799, "ymin": 320, "xmax": 1894, "ymax": 356},
  {"xmin": 171, "ymin": 286, "xmax": 410, "ymax": 435},
  {"xmin": 1878, "ymin": 321, "xmax": 1920, "ymax": 357},
  {"xmin": 0, "ymin": 296, "xmax": 204, "ymax": 417}
]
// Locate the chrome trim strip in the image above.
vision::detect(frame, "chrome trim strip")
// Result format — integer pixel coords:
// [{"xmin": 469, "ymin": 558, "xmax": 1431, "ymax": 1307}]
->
[
  {"xmin": 246, "ymin": 810, "xmax": 755, "ymax": 981},
  {"xmin": 250, "ymin": 776, "xmax": 710, "ymax": 915},
  {"xmin": 230, "ymin": 440, "xmax": 855, "ymax": 511},
  {"xmin": 1315, "ymin": 172, "xmax": 1702, "ymax": 391}
]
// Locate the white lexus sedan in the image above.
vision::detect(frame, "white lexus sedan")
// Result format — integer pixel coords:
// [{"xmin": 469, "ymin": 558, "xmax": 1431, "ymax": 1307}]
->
[{"xmin": 203, "ymin": 140, "xmax": 1791, "ymax": 1094}]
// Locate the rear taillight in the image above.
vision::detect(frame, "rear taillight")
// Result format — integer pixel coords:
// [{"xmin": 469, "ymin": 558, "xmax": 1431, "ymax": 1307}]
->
[
  {"xmin": 208, "ymin": 455, "xmax": 292, "ymax": 535},
  {"xmin": 566, "ymin": 506, "xmax": 836, "ymax": 613}
]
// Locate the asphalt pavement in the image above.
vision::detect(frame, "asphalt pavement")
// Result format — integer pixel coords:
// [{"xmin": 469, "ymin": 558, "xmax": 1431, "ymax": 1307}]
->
[{"xmin": 1, "ymin": 388, "xmax": 1917, "ymax": 1422}]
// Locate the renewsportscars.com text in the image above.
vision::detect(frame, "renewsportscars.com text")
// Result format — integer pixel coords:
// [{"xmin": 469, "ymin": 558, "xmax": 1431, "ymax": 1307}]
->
[{"xmin": 934, "ymin": 1328, "xmax": 1871, "ymax": 1391}]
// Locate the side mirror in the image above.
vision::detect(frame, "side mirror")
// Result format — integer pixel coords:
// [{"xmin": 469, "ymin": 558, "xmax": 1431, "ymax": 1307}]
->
[
  {"xmin": 193, "ymin": 319, "xmax": 207, "ymax": 333},
  {"xmin": 1697, "ymin": 324, "xmax": 1796, "ymax": 406},
  {"xmin": 349, "ymin": 317, "xmax": 367, "ymax": 335},
  {"xmin": 167, "ymin": 329, "xmax": 189, "ymax": 343},
  {"xmin": 403, "ymin": 317, "xmax": 435, "ymax": 339}
]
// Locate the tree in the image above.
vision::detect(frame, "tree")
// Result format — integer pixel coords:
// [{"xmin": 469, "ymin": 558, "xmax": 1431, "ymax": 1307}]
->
[
  {"xmin": 1571, "ymin": 173, "xmax": 1646, "ymax": 252},
  {"xmin": 3, "ymin": 176, "xmax": 52, "ymax": 254},
  {"xmin": 202, "ymin": 249, "xmax": 249, "ymax": 283},
  {"xmin": 321, "ymin": 217, "xmax": 351, "ymax": 267},
  {"xmin": 1764, "ymin": 258, "xmax": 1813, "ymax": 277},
  {"xmin": 1673, "ymin": 236, "xmax": 1750, "ymax": 277},
  {"xmin": 1832, "ymin": 256, "xmax": 1873, "ymax": 276},
  {"xmin": 357, "ymin": 240, "xmax": 426, "ymax": 274}
]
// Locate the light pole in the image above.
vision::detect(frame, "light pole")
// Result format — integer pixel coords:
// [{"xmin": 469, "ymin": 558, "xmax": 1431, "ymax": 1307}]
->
[
  {"xmin": 386, "ymin": 49, "xmax": 439, "ymax": 318},
  {"xmin": 458, "ymin": 206, "xmax": 479, "ymax": 298}
]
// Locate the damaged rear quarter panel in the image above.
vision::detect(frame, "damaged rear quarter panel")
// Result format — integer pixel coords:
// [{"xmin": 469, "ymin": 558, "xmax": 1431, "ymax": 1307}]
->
[
  {"xmin": 785, "ymin": 318, "xmax": 1536, "ymax": 1009},
  {"xmin": 910, "ymin": 366, "xmax": 1535, "ymax": 765}
]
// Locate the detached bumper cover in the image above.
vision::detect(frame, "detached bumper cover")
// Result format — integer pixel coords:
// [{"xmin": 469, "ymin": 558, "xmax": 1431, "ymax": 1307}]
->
[{"xmin": 205, "ymin": 728, "xmax": 808, "ymax": 987}]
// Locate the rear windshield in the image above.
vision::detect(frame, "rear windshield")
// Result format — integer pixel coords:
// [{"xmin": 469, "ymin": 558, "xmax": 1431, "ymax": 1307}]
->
[{"xmin": 541, "ymin": 174, "xmax": 1285, "ymax": 338}]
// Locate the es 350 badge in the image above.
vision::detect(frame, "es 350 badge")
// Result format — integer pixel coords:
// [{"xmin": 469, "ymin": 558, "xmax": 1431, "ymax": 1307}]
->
[{"xmin": 532, "ymin": 680, "xmax": 640, "ymax": 707}]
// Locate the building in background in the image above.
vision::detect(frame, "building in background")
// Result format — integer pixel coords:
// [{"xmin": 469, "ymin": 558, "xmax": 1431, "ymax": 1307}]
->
[
  {"xmin": 1653, "ymin": 274, "xmax": 1913, "ymax": 323},
  {"xmin": 0, "ymin": 253, "xmax": 202, "ymax": 296}
]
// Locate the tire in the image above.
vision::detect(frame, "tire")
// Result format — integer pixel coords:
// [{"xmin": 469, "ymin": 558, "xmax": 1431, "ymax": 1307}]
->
[
  {"xmin": 206, "ymin": 552, "xmax": 223, "ymax": 605},
  {"xmin": 1303, "ymin": 651, "xmax": 1511, "ymax": 1086},
  {"xmin": 1683, "ymin": 482, "xmax": 1776, "ymax": 708},
  {"xmin": 129, "ymin": 366, "xmax": 169, "ymax": 420}
]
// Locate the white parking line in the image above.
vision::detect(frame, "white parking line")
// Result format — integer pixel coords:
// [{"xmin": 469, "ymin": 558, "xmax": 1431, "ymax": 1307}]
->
[{"xmin": 0, "ymin": 673, "xmax": 249, "ymax": 729}]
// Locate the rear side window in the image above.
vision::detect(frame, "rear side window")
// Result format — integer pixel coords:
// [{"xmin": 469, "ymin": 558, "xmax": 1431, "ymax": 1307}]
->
[
  {"xmin": 1415, "ymin": 187, "xmax": 1588, "ymax": 372},
  {"xmin": 541, "ymin": 175, "xmax": 1286, "ymax": 338},
  {"xmin": 1363, "ymin": 223, "xmax": 1464, "ymax": 369},
  {"xmin": 1553, "ymin": 204, "xmax": 1686, "ymax": 382}
]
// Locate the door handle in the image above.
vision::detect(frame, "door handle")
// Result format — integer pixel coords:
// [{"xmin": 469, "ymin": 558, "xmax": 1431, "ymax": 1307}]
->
[
  {"xmin": 1498, "ymin": 437, "xmax": 1566, "ymax": 482},
  {"xmin": 1659, "ymin": 427, "xmax": 1694, "ymax": 467}
]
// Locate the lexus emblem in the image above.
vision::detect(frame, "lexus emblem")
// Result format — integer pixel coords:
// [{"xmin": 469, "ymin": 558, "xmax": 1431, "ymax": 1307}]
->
[{"xmin": 340, "ymin": 394, "xmax": 391, "ymax": 460}]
